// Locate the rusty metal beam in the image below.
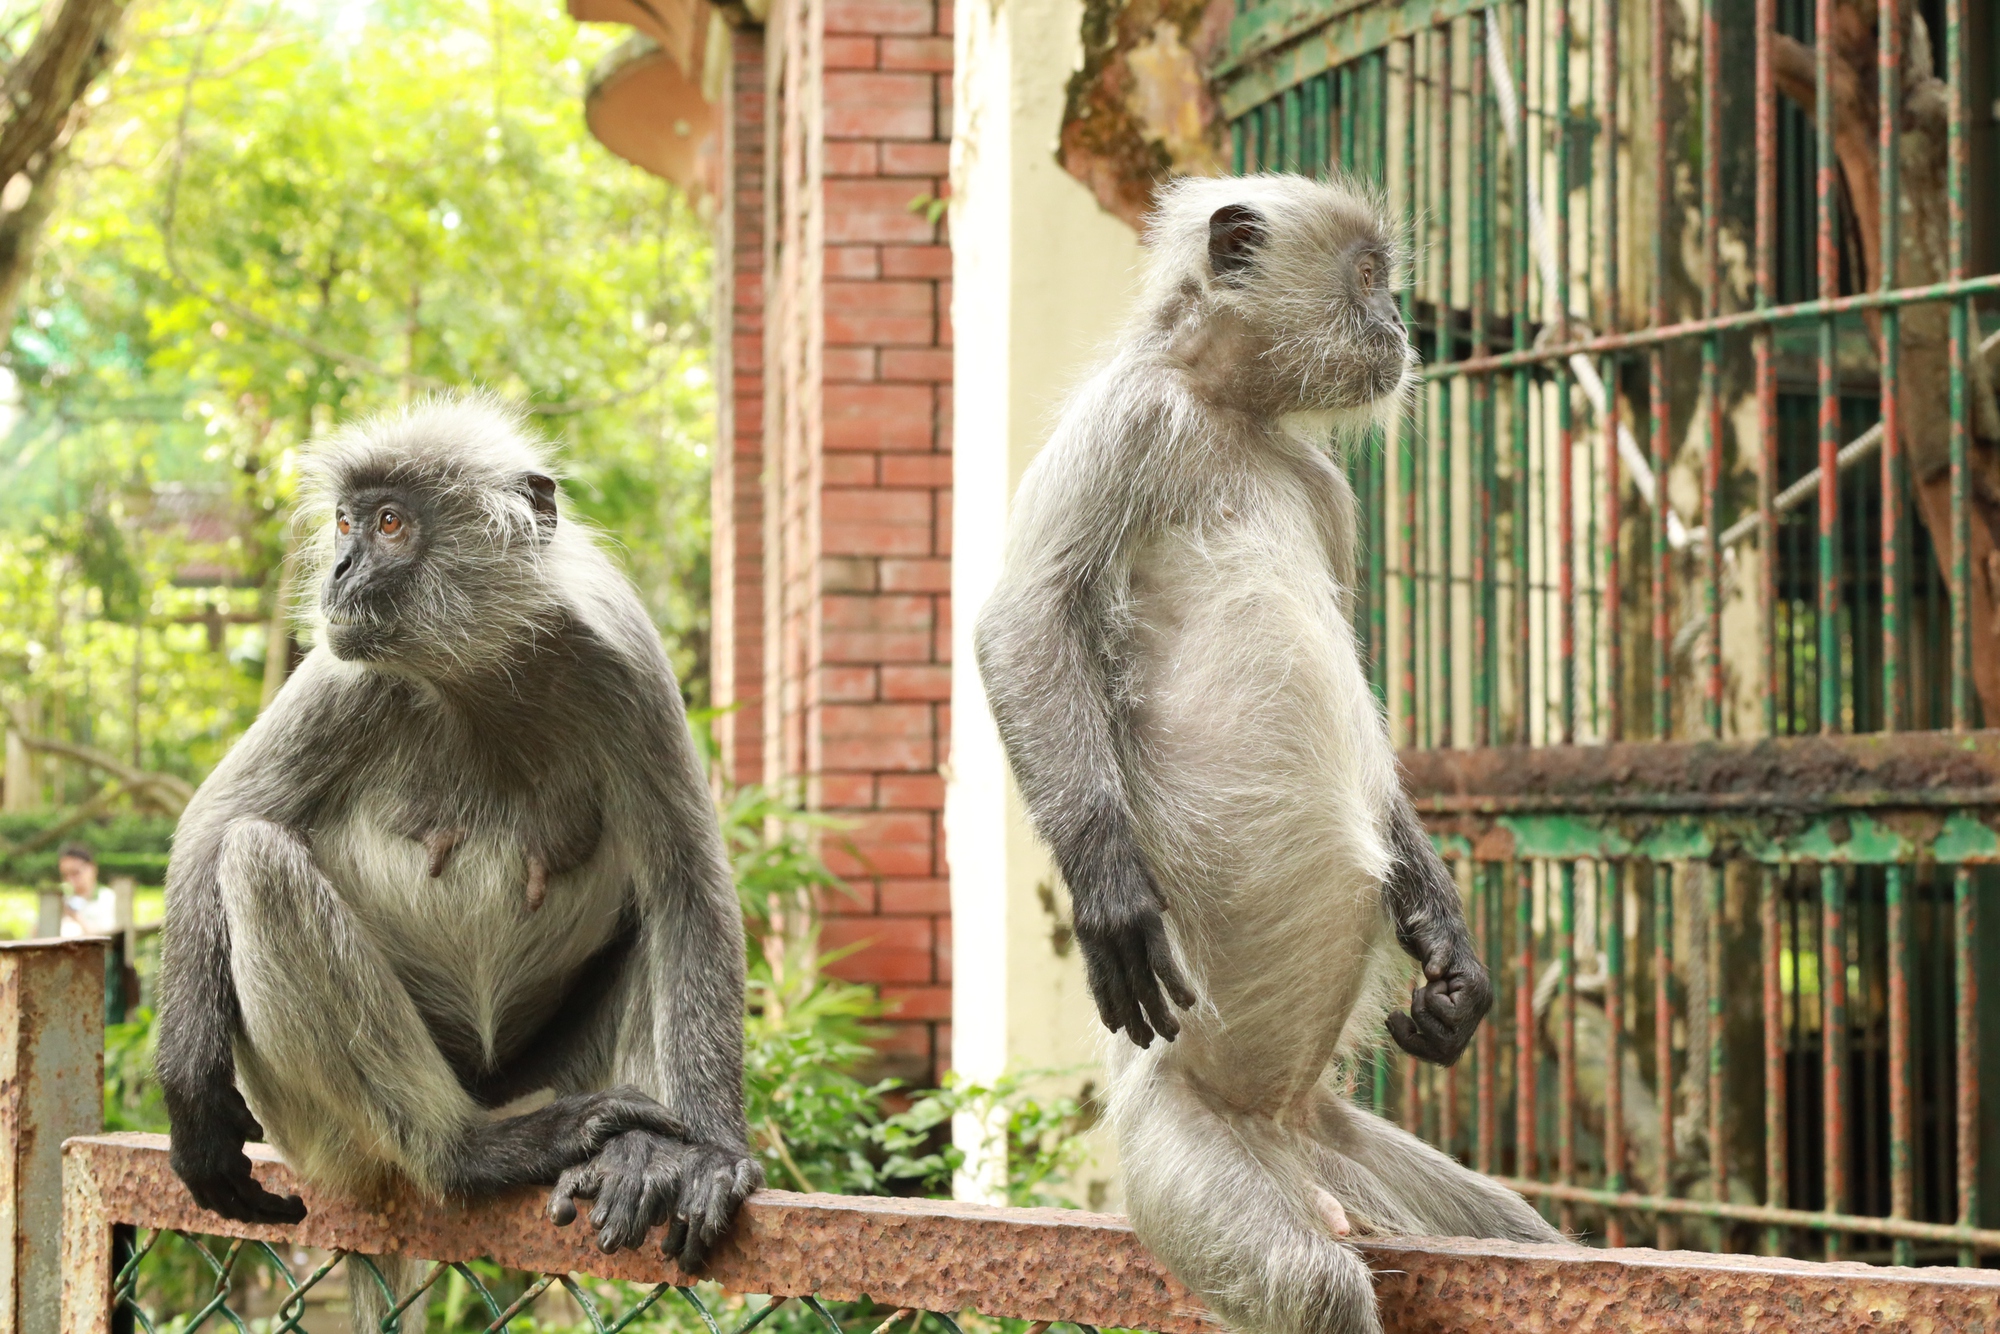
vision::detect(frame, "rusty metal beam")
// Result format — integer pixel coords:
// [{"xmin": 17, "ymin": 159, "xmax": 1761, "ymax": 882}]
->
[
  {"xmin": 2, "ymin": 940, "xmax": 106, "ymax": 1334},
  {"xmin": 1400, "ymin": 729, "xmax": 2000, "ymax": 813},
  {"xmin": 61, "ymin": 1133, "xmax": 2000, "ymax": 1334}
]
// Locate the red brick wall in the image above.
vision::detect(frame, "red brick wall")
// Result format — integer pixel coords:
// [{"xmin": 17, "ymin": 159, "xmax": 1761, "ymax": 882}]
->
[
  {"xmin": 711, "ymin": 23, "xmax": 767, "ymax": 789},
  {"xmin": 724, "ymin": 0, "xmax": 954, "ymax": 1084}
]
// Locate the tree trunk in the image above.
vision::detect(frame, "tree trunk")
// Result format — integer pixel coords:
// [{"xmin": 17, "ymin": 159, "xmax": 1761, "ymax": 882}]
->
[{"xmin": 0, "ymin": 0, "xmax": 131, "ymax": 337}]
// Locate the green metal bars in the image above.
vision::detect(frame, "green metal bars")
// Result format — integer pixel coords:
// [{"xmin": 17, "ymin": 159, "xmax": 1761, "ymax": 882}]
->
[{"xmin": 1219, "ymin": 0, "xmax": 2000, "ymax": 1262}]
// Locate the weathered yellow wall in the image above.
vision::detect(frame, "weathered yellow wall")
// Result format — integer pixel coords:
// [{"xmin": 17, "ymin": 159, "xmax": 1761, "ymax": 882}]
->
[{"xmin": 946, "ymin": 0, "xmax": 1143, "ymax": 1209}]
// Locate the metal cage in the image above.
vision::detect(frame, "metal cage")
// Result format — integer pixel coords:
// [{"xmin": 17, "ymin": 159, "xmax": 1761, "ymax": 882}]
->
[{"xmin": 1215, "ymin": 0, "xmax": 2000, "ymax": 1263}]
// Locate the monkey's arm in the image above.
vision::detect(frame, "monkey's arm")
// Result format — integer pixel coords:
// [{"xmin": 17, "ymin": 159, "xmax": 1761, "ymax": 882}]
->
[
  {"xmin": 546, "ymin": 651, "xmax": 760, "ymax": 1269},
  {"xmin": 1380, "ymin": 797, "xmax": 1492, "ymax": 1066},
  {"xmin": 974, "ymin": 464, "xmax": 1196, "ymax": 1049}
]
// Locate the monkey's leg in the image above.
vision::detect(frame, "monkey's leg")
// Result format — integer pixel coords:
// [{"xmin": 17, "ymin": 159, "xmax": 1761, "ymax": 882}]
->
[
  {"xmin": 1307, "ymin": 1091, "xmax": 1562, "ymax": 1244},
  {"xmin": 1110, "ymin": 1053, "xmax": 1381, "ymax": 1334},
  {"xmin": 218, "ymin": 820, "xmax": 680, "ymax": 1199}
]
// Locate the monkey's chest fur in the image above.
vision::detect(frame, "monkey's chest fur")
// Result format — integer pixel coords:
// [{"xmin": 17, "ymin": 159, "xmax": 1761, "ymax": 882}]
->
[
  {"xmin": 311, "ymin": 761, "xmax": 625, "ymax": 1083},
  {"xmin": 1121, "ymin": 477, "xmax": 1401, "ymax": 1071}
]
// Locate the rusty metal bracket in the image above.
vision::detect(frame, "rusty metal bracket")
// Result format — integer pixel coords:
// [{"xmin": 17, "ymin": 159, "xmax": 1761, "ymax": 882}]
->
[{"xmin": 61, "ymin": 1133, "xmax": 2000, "ymax": 1333}]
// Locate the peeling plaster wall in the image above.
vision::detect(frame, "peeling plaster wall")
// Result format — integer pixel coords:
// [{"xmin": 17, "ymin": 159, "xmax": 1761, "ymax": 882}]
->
[
  {"xmin": 1058, "ymin": 0, "xmax": 1231, "ymax": 228},
  {"xmin": 948, "ymin": 0, "xmax": 1144, "ymax": 1208}
]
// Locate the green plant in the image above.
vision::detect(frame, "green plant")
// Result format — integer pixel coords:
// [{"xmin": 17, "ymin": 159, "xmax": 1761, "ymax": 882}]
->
[
  {"xmin": 104, "ymin": 1005, "xmax": 168, "ymax": 1132},
  {"xmin": 874, "ymin": 1071, "xmax": 1094, "ymax": 1207}
]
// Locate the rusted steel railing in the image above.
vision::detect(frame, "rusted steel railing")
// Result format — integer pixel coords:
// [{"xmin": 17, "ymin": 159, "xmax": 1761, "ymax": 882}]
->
[
  {"xmin": 1, "ymin": 940, "xmax": 110, "ymax": 1334},
  {"xmin": 7, "ymin": 936, "xmax": 2000, "ymax": 1329},
  {"xmin": 59, "ymin": 1131, "xmax": 2000, "ymax": 1334}
]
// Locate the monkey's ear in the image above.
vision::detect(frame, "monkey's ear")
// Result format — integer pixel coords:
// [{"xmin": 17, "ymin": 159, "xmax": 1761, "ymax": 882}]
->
[
  {"xmin": 521, "ymin": 473, "xmax": 559, "ymax": 531},
  {"xmin": 1207, "ymin": 204, "xmax": 1268, "ymax": 283}
]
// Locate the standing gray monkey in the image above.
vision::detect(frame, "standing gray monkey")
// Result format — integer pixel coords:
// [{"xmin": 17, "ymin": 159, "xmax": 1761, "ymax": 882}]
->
[
  {"xmin": 156, "ymin": 397, "xmax": 760, "ymax": 1317},
  {"xmin": 975, "ymin": 175, "xmax": 1561, "ymax": 1334}
]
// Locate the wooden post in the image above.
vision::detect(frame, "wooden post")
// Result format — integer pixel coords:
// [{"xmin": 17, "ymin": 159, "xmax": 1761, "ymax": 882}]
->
[{"xmin": 0, "ymin": 940, "xmax": 107, "ymax": 1334}]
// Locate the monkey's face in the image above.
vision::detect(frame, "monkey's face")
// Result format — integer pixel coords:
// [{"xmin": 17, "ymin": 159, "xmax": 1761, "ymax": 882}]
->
[
  {"xmin": 316, "ymin": 466, "xmax": 558, "ymax": 673},
  {"xmin": 1197, "ymin": 181, "xmax": 1415, "ymax": 418},
  {"xmin": 321, "ymin": 486, "xmax": 430, "ymax": 664}
]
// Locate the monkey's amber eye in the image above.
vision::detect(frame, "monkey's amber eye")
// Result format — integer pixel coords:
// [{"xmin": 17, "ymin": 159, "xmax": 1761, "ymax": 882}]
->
[
  {"xmin": 337, "ymin": 515, "xmax": 351, "ymax": 535},
  {"xmin": 379, "ymin": 510, "xmax": 403, "ymax": 536},
  {"xmin": 1357, "ymin": 259, "xmax": 1378, "ymax": 290}
]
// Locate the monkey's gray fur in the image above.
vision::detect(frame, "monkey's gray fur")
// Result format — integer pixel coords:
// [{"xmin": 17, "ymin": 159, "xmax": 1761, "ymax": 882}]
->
[
  {"xmin": 974, "ymin": 175, "xmax": 1561, "ymax": 1334},
  {"xmin": 157, "ymin": 396, "xmax": 760, "ymax": 1327}
]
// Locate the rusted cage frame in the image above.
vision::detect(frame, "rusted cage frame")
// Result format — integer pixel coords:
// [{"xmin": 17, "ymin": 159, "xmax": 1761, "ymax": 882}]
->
[{"xmin": 1216, "ymin": 0, "xmax": 1999, "ymax": 1263}]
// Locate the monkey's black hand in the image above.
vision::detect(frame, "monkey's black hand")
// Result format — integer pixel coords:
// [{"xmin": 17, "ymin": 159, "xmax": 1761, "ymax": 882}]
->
[
  {"xmin": 1071, "ymin": 863, "xmax": 1198, "ymax": 1049},
  {"xmin": 1385, "ymin": 941, "xmax": 1490, "ymax": 1067},
  {"xmin": 548, "ymin": 1130, "xmax": 763, "ymax": 1270},
  {"xmin": 167, "ymin": 1084, "xmax": 308, "ymax": 1226},
  {"xmin": 1382, "ymin": 799, "xmax": 1490, "ymax": 1065}
]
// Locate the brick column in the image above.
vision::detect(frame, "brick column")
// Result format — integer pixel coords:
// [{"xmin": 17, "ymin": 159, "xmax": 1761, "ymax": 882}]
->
[
  {"xmin": 712, "ymin": 23, "xmax": 768, "ymax": 788},
  {"xmin": 759, "ymin": 0, "xmax": 954, "ymax": 1084}
]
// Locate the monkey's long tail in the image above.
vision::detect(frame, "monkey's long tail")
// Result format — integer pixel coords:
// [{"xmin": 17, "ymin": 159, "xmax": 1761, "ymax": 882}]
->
[
  {"xmin": 347, "ymin": 1253, "xmax": 432, "ymax": 1334},
  {"xmin": 1108, "ymin": 1053, "xmax": 1560, "ymax": 1334}
]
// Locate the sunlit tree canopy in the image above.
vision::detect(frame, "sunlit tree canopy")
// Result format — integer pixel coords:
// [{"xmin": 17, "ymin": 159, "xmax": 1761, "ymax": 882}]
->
[{"xmin": 0, "ymin": 0, "xmax": 714, "ymax": 794}]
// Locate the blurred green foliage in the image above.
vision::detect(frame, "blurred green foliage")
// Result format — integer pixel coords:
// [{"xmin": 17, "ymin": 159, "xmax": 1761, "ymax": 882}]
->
[
  {"xmin": 0, "ymin": 810, "xmax": 176, "ymax": 886},
  {"xmin": 1, "ymin": 0, "xmax": 717, "ymax": 802}
]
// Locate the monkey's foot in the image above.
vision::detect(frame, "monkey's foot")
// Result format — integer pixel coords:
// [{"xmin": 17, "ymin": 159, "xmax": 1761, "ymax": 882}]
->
[
  {"xmin": 1314, "ymin": 1187, "xmax": 1351, "ymax": 1238},
  {"xmin": 549, "ymin": 1130, "xmax": 764, "ymax": 1269}
]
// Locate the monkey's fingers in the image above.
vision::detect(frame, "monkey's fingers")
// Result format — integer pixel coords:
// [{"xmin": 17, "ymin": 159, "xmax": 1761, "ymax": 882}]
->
[
  {"xmin": 1141, "ymin": 914, "xmax": 1197, "ymax": 1011},
  {"xmin": 240, "ymin": 1187, "xmax": 308, "ymax": 1225},
  {"xmin": 1109, "ymin": 948, "xmax": 1160, "ymax": 1047},
  {"xmin": 588, "ymin": 1135, "xmax": 665, "ymax": 1253},
  {"xmin": 674, "ymin": 1157, "xmax": 747, "ymax": 1272},
  {"xmin": 1384, "ymin": 1010, "xmax": 1444, "ymax": 1063},
  {"xmin": 548, "ymin": 1160, "xmax": 606, "ymax": 1228},
  {"xmin": 661, "ymin": 1210, "xmax": 693, "ymax": 1266},
  {"xmin": 1080, "ymin": 951, "xmax": 1142, "ymax": 1045},
  {"xmin": 191, "ymin": 1171, "xmax": 306, "ymax": 1226},
  {"xmin": 670, "ymin": 1179, "xmax": 722, "ymax": 1270},
  {"xmin": 577, "ymin": 1087, "xmax": 692, "ymax": 1155},
  {"xmin": 1387, "ymin": 992, "xmax": 1470, "ymax": 1066},
  {"xmin": 1118, "ymin": 926, "xmax": 1187, "ymax": 1045}
]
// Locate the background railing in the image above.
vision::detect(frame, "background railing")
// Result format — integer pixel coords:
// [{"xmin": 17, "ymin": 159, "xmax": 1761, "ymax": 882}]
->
[{"xmin": 1213, "ymin": 0, "xmax": 2000, "ymax": 1261}]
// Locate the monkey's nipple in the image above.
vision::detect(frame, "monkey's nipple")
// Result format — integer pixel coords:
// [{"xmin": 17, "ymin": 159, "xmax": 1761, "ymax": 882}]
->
[
  {"xmin": 1314, "ymin": 1187, "xmax": 1351, "ymax": 1238},
  {"xmin": 524, "ymin": 854, "xmax": 548, "ymax": 914},
  {"xmin": 423, "ymin": 828, "xmax": 467, "ymax": 879}
]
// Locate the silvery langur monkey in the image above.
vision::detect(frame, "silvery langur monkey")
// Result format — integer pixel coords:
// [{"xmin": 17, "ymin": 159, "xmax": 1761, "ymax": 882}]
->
[
  {"xmin": 975, "ymin": 175, "xmax": 1561, "ymax": 1334},
  {"xmin": 156, "ymin": 397, "xmax": 761, "ymax": 1292}
]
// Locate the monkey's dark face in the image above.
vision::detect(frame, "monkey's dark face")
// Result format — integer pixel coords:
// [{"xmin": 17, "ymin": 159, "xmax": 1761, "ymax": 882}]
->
[
  {"xmin": 321, "ymin": 487, "xmax": 429, "ymax": 662},
  {"xmin": 1204, "ymin": 198, "xmax": 1415, "ymax": 415},
  {"xmin": 312, "ymin": 458, "xmax": 560, "ymax": 677}
]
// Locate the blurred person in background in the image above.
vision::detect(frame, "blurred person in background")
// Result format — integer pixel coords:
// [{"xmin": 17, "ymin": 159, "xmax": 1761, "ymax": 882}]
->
[{"xmin": 57, "ymin": 843, "xmax": 110, "ymax": 936}]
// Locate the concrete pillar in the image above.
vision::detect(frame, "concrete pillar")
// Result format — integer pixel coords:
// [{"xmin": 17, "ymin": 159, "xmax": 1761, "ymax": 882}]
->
[{"xmin": 947, "ymin": 0, "xmax": 1142, "ymax": 1208}]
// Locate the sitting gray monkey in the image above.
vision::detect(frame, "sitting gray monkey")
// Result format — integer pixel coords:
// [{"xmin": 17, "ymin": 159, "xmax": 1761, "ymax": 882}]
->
[
  {"xmin": 975, "ymin": 174, "xmax": 1561, "ymax": 1334},
  {"xmin": 156, "ymin": 397, "xmax": 760, "ymax": 1325}
]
